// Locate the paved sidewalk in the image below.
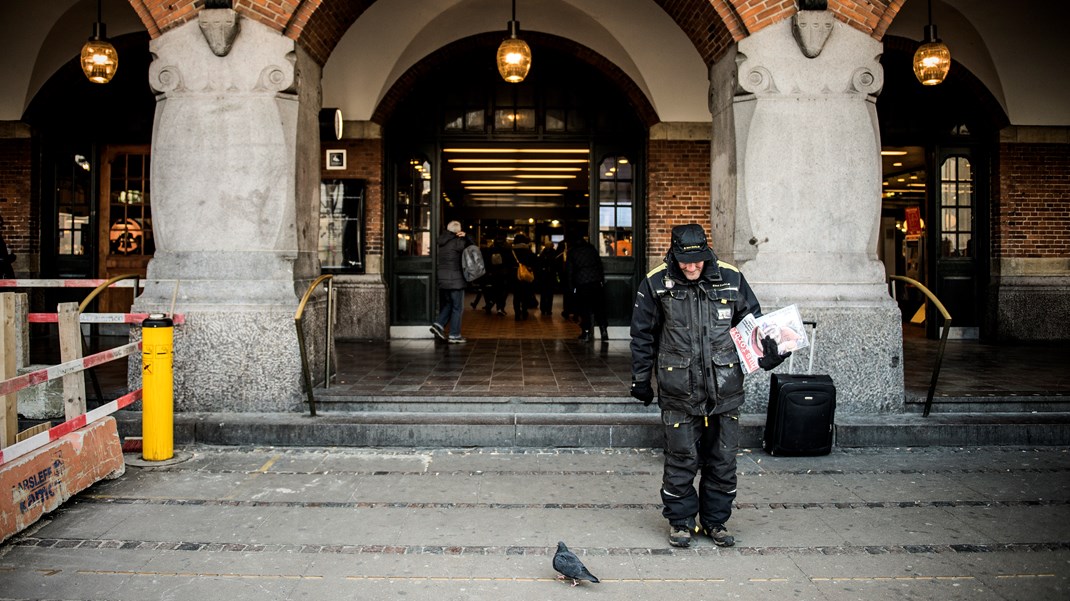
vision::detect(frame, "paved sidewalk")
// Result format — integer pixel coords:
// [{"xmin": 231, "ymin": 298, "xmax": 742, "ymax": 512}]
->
[{"xmin": 2, "ymin": 445, "xmax": 1069, "ymax": 600}]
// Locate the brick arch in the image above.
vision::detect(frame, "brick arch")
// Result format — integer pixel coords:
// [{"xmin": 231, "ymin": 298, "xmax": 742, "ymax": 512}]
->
[
  {"xmin": 130, "ymin": 1, "xmax": 905, "ymax": 68},
  {"xmin": 370, "ymin": 31, "xmax": 659, "ymax": 128}
]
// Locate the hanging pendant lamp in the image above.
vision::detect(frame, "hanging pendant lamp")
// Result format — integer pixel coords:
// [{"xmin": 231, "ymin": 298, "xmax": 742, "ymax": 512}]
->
[
  {"xmin": 496, "ymin": 0, "xmax": 532, "ymax": 83},
  {"xmin": 81, "ymin": 0, "xmax": 119, "ymax": 84},
  {"xmin": 912, "ymin": 0, "xmax": 950, "ymax": 86}
]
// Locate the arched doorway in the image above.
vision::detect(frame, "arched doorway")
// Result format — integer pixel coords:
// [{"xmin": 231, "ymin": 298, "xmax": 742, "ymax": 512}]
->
[
  {"xmin": 877, "ymin": 37, "xmax": 1008, "ymax": 340},
  {"xmin": 382, "ymin": 40, "xmax": 647, "ymax": 337},
  {"xmin": 21, "ymin": 30, "xmax": 155, "ymax": 314}
]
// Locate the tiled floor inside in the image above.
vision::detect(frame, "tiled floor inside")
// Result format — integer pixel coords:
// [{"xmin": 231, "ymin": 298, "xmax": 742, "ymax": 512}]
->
[{"xmin": 327, "ymin": 295, "xmax": 1070, "ymax": 400}]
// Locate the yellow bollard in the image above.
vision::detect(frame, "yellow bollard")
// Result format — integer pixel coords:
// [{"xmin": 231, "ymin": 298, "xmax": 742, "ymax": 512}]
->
[{"xmin": 141, "ymin": 313, "xmax": 174, "ymax": 461}]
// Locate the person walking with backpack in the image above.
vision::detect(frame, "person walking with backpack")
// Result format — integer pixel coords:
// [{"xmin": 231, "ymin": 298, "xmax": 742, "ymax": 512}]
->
[{"xmin": 429, "ymin": 220, "xmax": 470, "ymax": 344}]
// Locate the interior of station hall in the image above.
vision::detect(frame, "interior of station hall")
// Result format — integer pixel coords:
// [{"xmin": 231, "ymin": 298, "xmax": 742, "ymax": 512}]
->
[{"xmin": 1, "ymin": 1, "xmax": 1068, "ymax": 413}]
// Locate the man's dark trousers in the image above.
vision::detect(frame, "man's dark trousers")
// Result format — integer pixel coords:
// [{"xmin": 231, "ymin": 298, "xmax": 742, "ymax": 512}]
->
[{"xmin": 660, "ymin": 410, "xmax": 739, "ymax": 529}]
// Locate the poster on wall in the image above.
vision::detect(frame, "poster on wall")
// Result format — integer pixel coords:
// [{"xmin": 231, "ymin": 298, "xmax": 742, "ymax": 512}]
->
[{"xmin": 904, "ymin": 206, "xmax": 922, "ymax": 239}]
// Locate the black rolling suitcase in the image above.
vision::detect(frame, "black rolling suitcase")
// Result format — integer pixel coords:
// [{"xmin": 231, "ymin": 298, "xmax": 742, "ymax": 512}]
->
[{"xmin": 763, "ymin": 321, "xmax": 836, "ymax": 456}]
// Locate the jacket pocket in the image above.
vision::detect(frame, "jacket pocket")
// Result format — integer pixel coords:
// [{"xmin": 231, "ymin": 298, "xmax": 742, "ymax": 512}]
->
[
  {"xmin": 656, "ymin": 352, "xmax": 692, "ymax": 399},
  {"xmin": 712, "ymin": 348, "xmax": 743, "ymax": 400}
]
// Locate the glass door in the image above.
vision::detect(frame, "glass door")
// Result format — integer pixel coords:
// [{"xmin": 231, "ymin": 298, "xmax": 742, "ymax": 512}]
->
[
  {"xmin": 98, "ymin": 145, "xmax": 152, "ymax": 314},
  {"xmin": 388, "ymin": 148, "xmax": 435, "ymax": 324},
  {"xmin": 593, "ymin": 145, "xmax": 641, "ymax": 325},
  {"xmin": 928, "ymin": 146, "xmax": 985, "ymax": 338}
]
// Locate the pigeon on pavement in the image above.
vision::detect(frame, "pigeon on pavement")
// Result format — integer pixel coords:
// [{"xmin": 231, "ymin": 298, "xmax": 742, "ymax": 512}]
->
[{"xmin": 553, "ymin": 541, "xmax": 599, "ymax": 586}]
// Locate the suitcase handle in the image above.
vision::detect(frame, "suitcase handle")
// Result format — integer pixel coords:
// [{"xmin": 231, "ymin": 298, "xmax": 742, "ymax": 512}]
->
[{"xmin": 787, "ymin": 320, "xmax": 818, "ymax": 375}]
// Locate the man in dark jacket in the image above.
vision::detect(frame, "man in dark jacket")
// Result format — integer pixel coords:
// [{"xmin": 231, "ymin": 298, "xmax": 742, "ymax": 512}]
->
[
  {"xmin": 566, "ymin": 235, "xmax": 608, "ymax": 341},
  {"xmin": 430, "ymin": 220, "xmax": 470, "ymax": 343},
  {"xmin": 488, "ymin": 236, "xmax": 511, "ymax": 316},
  {"xmin": 629, "ymin": 223, "xmax": 789, "ymax": 548}
]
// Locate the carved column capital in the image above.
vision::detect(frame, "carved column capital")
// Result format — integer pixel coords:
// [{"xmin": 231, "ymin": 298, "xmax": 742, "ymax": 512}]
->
[
  {"xmin": 735, "ymin": 19, "xmax": 883, "ymax": 99},
  {"xmin": 150, "ymin": 18, "xmax": 296, "ymax": 96}
]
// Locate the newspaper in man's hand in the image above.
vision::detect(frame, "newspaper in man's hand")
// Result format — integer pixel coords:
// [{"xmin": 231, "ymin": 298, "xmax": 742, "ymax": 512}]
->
[{"xmin": 729, "ymin": 304, "xmax": 809, "ymax": 374}]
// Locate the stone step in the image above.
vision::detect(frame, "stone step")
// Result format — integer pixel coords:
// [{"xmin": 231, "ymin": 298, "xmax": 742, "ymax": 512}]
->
[
  {"xmin": 309, "ymin": 394, "xmax": 650, "ymax": 414},
  {"xmin": 904, "ymin": 393, "xmax": 1070, "ymax": 413},
  {"xmin": 113, "ymin": 410, "xmax": 1070, "ymax": 450}
]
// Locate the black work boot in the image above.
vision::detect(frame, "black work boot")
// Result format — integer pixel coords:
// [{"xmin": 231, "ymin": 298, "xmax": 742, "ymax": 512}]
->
[
  {"xmin": 600, "ymin": 327, "xmax": 609, "ymax": 340},
  {"xmin": 577, "ymin": 330, "xmax": 592, "ymax": 342}
]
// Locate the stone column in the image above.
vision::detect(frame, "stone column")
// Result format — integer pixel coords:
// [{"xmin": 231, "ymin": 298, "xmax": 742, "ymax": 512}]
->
[
  {"xmin": 131, "ymin": 18, "xmax": 324, "ymax": 412},
  {"xmin": 710, "ymin": 18, "xmax": 903, "ymax": 413}
]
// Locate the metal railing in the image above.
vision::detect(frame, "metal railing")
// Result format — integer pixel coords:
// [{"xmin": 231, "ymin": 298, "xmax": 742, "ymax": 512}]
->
[
  {"xmin": 295, "ymin": 275, "xmax": 335, "ymax": 417},
  {"xmin": 78, "ymin": 274, "xmax": 142, "ymax": 404},
  {"xmin": 889, "ymin": 275, "xmax": 952, "ymax": 417}
]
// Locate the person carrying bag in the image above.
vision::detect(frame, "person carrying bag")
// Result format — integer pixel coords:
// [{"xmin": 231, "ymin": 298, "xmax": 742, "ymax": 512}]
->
[{"xmin": 510, "ymin": 234, "xmax": 537, "ymax": 320}]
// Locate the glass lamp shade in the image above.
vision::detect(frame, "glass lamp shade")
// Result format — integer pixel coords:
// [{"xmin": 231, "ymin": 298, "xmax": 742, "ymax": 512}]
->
[
  {"xmin": 81, "ymin": 38, "xmax": 118, "ymax": 84},
  {"xmin": 497, "ymin": 37, "xmax": 532, "ymax": 84},
  {"xmin": 913, "ymin": 40, "xmax": 950, "ymax": 86}
]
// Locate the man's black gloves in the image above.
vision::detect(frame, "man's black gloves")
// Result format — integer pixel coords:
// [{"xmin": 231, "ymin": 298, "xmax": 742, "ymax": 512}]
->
[
  {"xmin": 630, "ymin": 380, "xmax": 655, "ymax": 406},
  {"xmin": 758, "ymin": 335, "xmax": 791, "ymax": 371}
]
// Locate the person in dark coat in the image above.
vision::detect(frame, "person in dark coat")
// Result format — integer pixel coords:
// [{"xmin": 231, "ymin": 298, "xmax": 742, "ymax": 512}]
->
[
  {"xmin": 629, "ymin": 223, "xmax": 790, "ymax": 549},
  {"xmin": 509, "ymin": 233, "xmax": 538, "ymax": 321},
  {"xmin": 555, "ymin": 241, "xmax": 577, "ymax": 321},
  {"xmin": 488, "ymin": 236, "xmax": 512, "ymax": 316},
  {"xmin": 566, "ymin": 235, "xmax": 608, "ymax": 341},
  {"xmin": 429, "ymin": 220, "xmax": 470, "ymax": 344},
  {"xmin": 536, "ymin": 240, "xmax": 557, "ymax": 316}
]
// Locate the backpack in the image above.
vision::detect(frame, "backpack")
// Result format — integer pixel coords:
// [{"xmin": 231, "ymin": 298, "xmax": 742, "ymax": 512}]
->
[{"xmin": 462, "ymin": 244, "xmax": 486, "ymax": 282}]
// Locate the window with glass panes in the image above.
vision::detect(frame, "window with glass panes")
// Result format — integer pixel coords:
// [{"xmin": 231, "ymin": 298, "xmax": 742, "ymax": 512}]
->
[
  {"xmin": 108, "ymin": 152, "xmax": 152, "ymax": 256},
  {"xmin": 597, "ymin": 156, "xmax": 633, "ymax": 257},
  {"xmin": 939, "ymin": 156, "xmax": 972, "ymax": 258},
  {"xmin": 57, "ymin": 155, "xmax": 92, "ymax": 259},
  {"xmin": 396, "ymin": 158, "xmax": 432, "ymax": 256}
]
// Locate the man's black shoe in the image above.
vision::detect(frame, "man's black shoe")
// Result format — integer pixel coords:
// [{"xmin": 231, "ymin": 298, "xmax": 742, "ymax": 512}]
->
[{"xmin": 577, "ymin": 330, "xmax": 592, "ymax": 342}]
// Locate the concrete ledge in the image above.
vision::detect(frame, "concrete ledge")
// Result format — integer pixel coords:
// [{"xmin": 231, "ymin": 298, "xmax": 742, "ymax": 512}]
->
[
  {"xmin": 1, "ymin": 417, "xmax": 125, "ymax": 544},
  {"xmin": 835, "ymin": 412, "xmax": 1070, "ymax": 447},
  {"xmin": 112, "ymin": 411, "xmax": 1070, "ymax": 449}
]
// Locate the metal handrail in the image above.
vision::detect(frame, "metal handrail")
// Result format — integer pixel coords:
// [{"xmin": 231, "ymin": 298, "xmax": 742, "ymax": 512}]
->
[
  {"xmin": 78, "ymin": 274, "xmax": 142, "ymax": 404},
  {"xmin": 295, "ymin": 274, "xmax": 335, "ymax": 416},
  {"xmin": 78, "ymin": 274, "xmax": 142, "ymax": 312},
  {"xmin": 889, "ymin": 275, "xmax": 952, "ymax": 417}
]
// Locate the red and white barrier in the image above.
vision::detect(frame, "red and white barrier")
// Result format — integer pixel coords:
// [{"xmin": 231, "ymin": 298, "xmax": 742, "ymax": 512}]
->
[
  {"xmin": 27, "ymin": 313, "xmax": 185, "ymax": 325},
  {"xmin": 0, "ymin": 279, "xmax": 142, "ymax": 288},
  {"xmin": 0, "ymin": 341, "xmax": 141, "ymax": 397},
  {"xmin": 0, "ymin": 389, "xmax": 142, "ymax": 466}
]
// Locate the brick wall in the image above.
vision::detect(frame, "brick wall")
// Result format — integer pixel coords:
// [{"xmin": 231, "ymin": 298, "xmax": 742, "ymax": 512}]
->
[
  {"xmin": 646, "ymin": 139, "xmax": 711, "ymax": 265},
  {"xmin": 996, "ymin": 143, "xmax": 1070, "ymax": 259},
  {"xmin": 323, "ymin": 138, "xmax": 384, "ymax": 259},
  {"xmin": 0, "ymin": 137, "xmax": 33, "ymax": 271}
]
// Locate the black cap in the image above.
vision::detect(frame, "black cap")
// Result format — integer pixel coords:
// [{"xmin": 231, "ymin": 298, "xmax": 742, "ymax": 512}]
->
[{"xmin": 671, "ymin": 224, "xmax": 714, "ymax": 262}]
